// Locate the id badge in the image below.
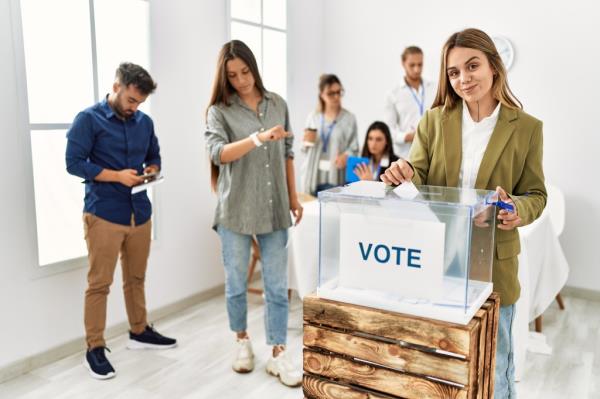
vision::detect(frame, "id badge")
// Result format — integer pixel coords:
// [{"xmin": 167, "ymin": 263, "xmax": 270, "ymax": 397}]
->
[{"xmin": 318, "ymin": 160, "xmax": 331, "ymax": 171}]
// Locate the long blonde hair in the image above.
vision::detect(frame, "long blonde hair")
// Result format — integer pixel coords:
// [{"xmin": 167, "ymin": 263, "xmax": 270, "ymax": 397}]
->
[{"xmin": 432, "ymin": 28, "xmax": 522, "ymax": 110}]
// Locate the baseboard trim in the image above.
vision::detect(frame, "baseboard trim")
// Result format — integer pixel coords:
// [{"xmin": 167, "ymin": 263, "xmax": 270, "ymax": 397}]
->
[
  {"xmin": 0, "ymin": 284, "xmax": 224, "ymax": 384},
  {"xmin": 562, "ymin": 285, "xmax": 600, "ymax": 303}
]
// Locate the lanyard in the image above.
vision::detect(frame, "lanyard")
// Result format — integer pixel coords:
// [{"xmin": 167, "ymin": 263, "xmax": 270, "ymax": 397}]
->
[
  {"xmin": 371, "ymin": 162, "xmax": 382, "ymax": 179},
  {"xmin": 320, "ymin": 115, "xmax": 337, "ymax": 154},
  {"xmin": 408, "ymin": 83, "xmax": 425, "ymax": 116}
]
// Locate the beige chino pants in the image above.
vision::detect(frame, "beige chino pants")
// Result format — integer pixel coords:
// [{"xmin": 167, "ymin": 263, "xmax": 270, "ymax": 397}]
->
[{"xmin": 83, "ymin": 213, "xmax": 151, "ymax": 348}]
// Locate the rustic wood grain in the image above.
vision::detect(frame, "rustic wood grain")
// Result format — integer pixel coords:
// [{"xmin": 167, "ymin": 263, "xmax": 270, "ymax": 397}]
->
[
  {"xmin": 474, "ymin": 310, "xmax": 488, "ymax": 399},
  {"xmin": 486, "ymin": 293, "xmax": 500, "ymax": 398},
  {"xmin": 304, "ymin": 323, "xmax": 470, "ymax": 385},
  {"xmin": 303, "ymin": 374, "xmax": 400, "ymax": 399},
  {"xmin": 303, "ymin": 349, "xmax": 467, "ymax": 399},
  {"xmin": 304, "ymin": 294, "xmax": 477, "ymax": 357}
]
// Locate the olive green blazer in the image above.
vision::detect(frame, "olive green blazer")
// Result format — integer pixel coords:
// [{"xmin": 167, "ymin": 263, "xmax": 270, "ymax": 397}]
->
[{"xmin": 409, "ymin": 102, "xmax": 547, "ymax": 305}]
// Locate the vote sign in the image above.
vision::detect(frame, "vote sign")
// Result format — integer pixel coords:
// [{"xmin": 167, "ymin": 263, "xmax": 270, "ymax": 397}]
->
[{"xmin": 339, "ymin": 213, "xmax": 445, "ymax": 301}]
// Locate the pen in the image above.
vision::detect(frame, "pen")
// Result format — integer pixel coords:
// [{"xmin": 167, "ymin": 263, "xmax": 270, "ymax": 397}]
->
[{"xmin": 491, "ymin": 200, "xmax": 514, "ymax": 213}]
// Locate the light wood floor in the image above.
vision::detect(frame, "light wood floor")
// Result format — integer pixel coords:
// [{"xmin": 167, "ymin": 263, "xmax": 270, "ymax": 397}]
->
[{"xmin": 0, "ymin": 292, "xmax": 598, "ymax": 398}]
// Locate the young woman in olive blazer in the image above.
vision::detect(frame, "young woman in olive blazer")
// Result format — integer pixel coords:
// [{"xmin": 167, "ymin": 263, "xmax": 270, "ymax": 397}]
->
[{"xmin": 382, "ymin": 29, "xmax": 546, "ymax": 398}]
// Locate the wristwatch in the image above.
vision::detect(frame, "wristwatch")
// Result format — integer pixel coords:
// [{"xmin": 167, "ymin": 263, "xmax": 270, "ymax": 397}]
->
[{"xmin": 250, "ymin": 132, "xmax": 263, "ymax": 147}]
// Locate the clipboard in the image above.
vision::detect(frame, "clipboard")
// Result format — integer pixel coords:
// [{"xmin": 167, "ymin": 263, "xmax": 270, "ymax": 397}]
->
[
  {"xmin": 345, "ymin": 156, "xmax": 370, "ymax": 183},
  {"xmin": 132, "ymin": 176, "xmax": 165, "ymax": 194}
]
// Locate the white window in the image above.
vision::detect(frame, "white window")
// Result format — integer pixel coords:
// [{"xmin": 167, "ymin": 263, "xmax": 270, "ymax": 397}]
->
[
  {"xmin": 17, "ymin": 0, "xmax": 151, "ymax": 268},
  {"xmin": 230, "ymin": 0, "xmax": 288, "ymax": 99}
]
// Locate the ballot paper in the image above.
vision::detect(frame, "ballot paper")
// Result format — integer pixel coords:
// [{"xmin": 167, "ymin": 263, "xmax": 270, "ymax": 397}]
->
[
  {"xmin": 341, "ymin": 180, "xmax": 386, "ymax": 198},
  {"xmin": 393, "ymin": 181, "xmax": 420, "ymax": 199},
  {"xmin": 132, "ymin": 176, "xmax": 165, "ymax": 194}
]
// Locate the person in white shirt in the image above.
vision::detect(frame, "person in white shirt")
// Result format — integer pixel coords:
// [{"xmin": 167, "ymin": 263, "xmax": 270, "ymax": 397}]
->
[{"xmin": 384, "ymin": 46, "xmax": 436, "ymax": 159}]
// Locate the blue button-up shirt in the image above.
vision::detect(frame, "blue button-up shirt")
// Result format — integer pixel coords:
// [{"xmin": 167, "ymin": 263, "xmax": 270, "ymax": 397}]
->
[{"xmin": 65, "ymin": 98, "xmax": 161, "ymax": 226}]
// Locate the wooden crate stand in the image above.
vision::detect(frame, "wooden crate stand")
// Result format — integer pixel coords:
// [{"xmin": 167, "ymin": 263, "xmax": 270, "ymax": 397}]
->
[{"xmin": 303, "ymin": 293, "xmax": 500, "ymax": 399}]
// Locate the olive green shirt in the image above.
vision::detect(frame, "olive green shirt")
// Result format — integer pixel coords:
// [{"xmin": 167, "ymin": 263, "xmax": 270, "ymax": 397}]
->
[{"xmin": 409, "ymin": 103, "xmax": 547, "ymax": 305}]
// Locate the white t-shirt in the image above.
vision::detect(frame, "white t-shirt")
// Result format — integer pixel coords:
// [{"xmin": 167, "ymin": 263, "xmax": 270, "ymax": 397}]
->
[
  {"xmin": 459, "ymin": 101, "xmax": 501, "ymax": 189},
  {"xmin": 384, "ymin": 78, "xmax": 436, "ymax": 159}
]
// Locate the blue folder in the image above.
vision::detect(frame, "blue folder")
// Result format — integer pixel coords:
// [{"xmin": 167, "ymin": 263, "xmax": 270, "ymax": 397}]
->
[{"xmin": 345, "ymin": 156, "xmax": 370, "ymax": 183}]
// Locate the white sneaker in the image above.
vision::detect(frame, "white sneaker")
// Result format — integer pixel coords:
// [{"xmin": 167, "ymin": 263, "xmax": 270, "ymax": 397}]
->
[
  {"xmin": 266, "ymin": 348, "xmax": 302, "ymax": 387},
  {"xmin": 232, "ymin": 338, "xmax": 254, "ymax": 373}
]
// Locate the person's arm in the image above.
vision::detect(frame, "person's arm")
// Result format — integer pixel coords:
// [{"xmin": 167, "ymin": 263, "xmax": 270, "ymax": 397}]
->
[
  {"xmin": 286, "ymin": 157, "xmax": 303, "ymax": 225},
  {"xmin": 505, "ymin": 121, "xmax": 547, "ymax": 227},
  {"xmin": 335, "ymin": 114, "xmax": 359, "ymax": 169},
  {"xmin": 347, "ymin": 115, "xmax": 359, "ymax": 156},
  {"xmin": 65, "ymin": 112, "xmax": 142, "ymax": 187},
  {"xmin": 407, "ymin": 110, "xmax": 431, "ymax": 185},
  {"xmin": 221, "ymin": 126, "xmax": 290, "ymax": 163},
  {"xmin": 384, "ymin": 91, "xmax": 413, "ymax": 145},
  {"xmin": 380, "ymin": 110, "xmax": 430, "ymax": 186},
  {"xmin": 143, "ymin": 119, "xmax": 161, "ymax": 174},
  {"xmin": 205, "ymin": 106, "xmax": 289, "ymax": 165}
]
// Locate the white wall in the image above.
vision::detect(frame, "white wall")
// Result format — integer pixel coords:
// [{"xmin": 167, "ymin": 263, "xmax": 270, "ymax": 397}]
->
[
  {"xmin": 287, "ymin": 0, "xmax": 325, "ymax": 157},
  {"xmin": 0, "ymin": 0, "xmax": 227, "ymax": 369},
  {"xmin": 317, "ymin": 0, "xmax": 600, "ymax": 292}
]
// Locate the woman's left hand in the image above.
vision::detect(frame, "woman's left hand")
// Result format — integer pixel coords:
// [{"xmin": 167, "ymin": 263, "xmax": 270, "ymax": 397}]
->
[
  {"xmin": 496, "ymin": 186, "xmax": 521, "ymax": 230},
  {"xmin": 290, "ymin": 198, "xmax": 304, "ymax": 226},
  {"xmin": 335, "ymin": 152, "xmax": 348, "ymax": 169},
  {"xmin": 354, "ymin": 163, "xmax": 372, "ymax": 181}
]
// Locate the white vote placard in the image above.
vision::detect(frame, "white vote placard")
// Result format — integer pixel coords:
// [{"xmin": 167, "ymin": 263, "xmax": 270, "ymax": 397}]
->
[{"xmin": 339, "ymin": 212, "xmax": 445, "ymax": 301}]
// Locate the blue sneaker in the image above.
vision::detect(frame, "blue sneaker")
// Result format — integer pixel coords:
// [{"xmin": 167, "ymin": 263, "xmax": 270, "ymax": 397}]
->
[
  {"xmin": 84, "ymin": 347, "xmax": 116, "ymax": 380},
  {"xmin": 127, "ymin": 324, "xmax": 177, "ymax": 350}
]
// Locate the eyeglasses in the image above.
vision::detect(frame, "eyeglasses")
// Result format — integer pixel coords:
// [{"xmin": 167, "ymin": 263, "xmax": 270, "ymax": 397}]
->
[{"xmin": 325, "ymin": 89, "xmax": 345, "ymax": 98}]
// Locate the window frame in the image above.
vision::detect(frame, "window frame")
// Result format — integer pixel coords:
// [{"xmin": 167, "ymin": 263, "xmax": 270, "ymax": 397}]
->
[{"xmin": 227, "ymin": 0, "xmax": 289, "ymax": 99}]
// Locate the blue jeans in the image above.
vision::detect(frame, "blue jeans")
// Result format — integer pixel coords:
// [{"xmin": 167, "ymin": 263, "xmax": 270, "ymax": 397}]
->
[
  {"xmin": 495, "ymin": 304, "xmax": 516, "ymax": 398},
  {"xmin": 217, "ymin": 225, "xmax": 289, "ymax": 345}
]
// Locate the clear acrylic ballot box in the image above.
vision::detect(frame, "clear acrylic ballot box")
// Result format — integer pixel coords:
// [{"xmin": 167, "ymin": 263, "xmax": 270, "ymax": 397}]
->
[{"xmin": 317, "ymin": 184, "xmax": 498, "ymax": 324}]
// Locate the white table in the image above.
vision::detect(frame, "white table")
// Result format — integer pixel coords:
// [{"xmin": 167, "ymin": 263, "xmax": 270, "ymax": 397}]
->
[
  {"xmin": 513, "ymin": 209, "xmax": 570, "ymax": 380},
  {"xmin": 288, "ymin": 199, "xmax": 320, "ymax": 299}
]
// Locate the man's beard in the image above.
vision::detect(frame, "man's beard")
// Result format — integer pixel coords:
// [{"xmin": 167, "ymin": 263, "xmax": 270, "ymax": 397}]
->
[
  {"xmin": 114, "ymin": 103, "xmax": 133, "ymax": 119},
  {"xmin": 112, "ymin": 93, "xmax": 134, "ymax": 120}
]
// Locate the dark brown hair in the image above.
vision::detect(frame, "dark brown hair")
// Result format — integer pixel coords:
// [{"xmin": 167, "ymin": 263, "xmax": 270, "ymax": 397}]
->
[
  {"xmin": 401, "ymin": 46, "xmax": 423, "ymax": 62},
  {"xmin": 115, "ymin": 62, "xmax": 156, "ymax": 95},
  {"xmin": 207, "ymin": 40, "xmax": 266, "ymax": 113},
  {"xmin": 317, "ymin": 74, "xmax": 342, "ymax": 112},
  {"xmin": 432, "ymin": 28, "xmax": 522, "ymax": 110},
  {"xmin": 206, "ymin": 40, "xmax": 266, "ymax": 191},
  {"xmin": 360, "ymin": 121, "xmax": 396, "ymax": 162}
]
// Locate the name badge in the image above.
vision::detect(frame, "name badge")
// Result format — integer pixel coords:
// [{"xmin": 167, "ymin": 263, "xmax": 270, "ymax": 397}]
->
[{"xmin": 318, "ymin": 160, "xmax": 331, "ymax": 171}]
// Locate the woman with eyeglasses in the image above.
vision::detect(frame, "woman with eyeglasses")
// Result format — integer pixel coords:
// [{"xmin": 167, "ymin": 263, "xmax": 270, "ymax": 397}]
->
[{"xmin": 300, "ymin": 74, "xmax": 359, "ymax": 195}]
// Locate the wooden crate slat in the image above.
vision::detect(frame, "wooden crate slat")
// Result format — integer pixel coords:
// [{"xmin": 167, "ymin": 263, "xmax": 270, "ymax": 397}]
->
[
  {"xmin": 474, "ymin": 311, "xmax": 488, "ymax": 399},
  {"xmin": 465, "ymin": 319, "xmax": 481, "ymax": 399},
  {"xmin": 304, "ymin": 323, "xmax": 471, "ymax": 386},
  {"xmin": 304, "ymin": 349, "xmax": 467, "ymax": 399},
  {"xmin": 479, "ymin": 302, "xmax": 493, "ymax": 399},
  {"xmin": 485, "ymin": 293, "xmax": 500, "ymax": 398},
  {"xmin": 304, "ymin": 294, "xmax": 477, "ymax": 357},
  {"xmin": 303, "ymin": 374, "xmax": 401, "ymax": 399}
]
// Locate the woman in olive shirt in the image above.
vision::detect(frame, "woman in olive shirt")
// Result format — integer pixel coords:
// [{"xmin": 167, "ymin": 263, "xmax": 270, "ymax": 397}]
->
[{"xmin": 382, "ymin": 29, "xmax": 546, "ymax": 398}]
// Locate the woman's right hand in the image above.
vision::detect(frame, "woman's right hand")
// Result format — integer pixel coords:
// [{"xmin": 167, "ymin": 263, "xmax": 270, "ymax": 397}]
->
[
  {"xmin": 258, "ymin": 125, "xmax": 291, "ymax": 142},
  {"xmin": 354, "ymin": 163, "xmax": 373, "ymax": 181},
  {"xmin": 380, "ymin": 159, "xmax": 414, "ymax": 185}
]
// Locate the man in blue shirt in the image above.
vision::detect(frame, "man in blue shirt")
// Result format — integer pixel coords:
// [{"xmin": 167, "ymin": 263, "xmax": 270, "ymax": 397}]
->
[{"xmin": 66, "ymin": 63, "xmax": 176, "ymax": 380}]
